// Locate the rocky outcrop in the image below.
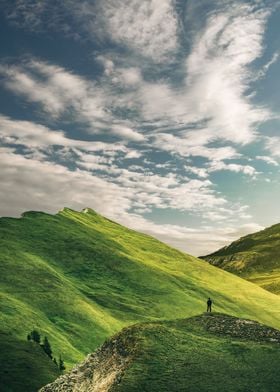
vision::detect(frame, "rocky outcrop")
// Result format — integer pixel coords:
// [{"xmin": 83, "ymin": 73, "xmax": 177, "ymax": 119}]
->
[
  {"xmin": 39, "ymin": 327, "xmax": 138, "ymax": 392},
  {"xmin": 191, "ymin": 313, "xmax": 280, "ymax": 342}
]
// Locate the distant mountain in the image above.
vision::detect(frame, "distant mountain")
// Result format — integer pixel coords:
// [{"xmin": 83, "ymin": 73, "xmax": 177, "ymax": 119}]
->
[
  {"xmin": 40, "ymin": 313, "xmax": 280, "ymax": 392},
  {"xmin": 2, "ymin": 208, "xmax": 280, "ymax": 390},
  {"xmin": 201, "ymin": 223, "xmax": 280, "ymax": 294}
]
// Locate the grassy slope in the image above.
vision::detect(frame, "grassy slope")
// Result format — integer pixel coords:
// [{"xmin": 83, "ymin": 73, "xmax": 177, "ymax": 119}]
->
[
  {"xmin": 41, "ymin": 313, "xmax": 280, "ymax": 392},
  {"xmin": 2, "ymin": 208, "xmax": 280, "ymax": 388},
  {"xmin": 113, "ymin": 314, "xmax": 280, "ymax": 392},
  {"xmin": 201, "ymin": 223, "xmax": 280, "ymax": 294},
  {"xmin": 0, "ymin": 333, "xmax": 59, "ymax": 392}
]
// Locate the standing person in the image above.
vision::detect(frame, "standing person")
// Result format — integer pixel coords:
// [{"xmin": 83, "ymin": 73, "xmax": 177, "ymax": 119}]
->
[{"xmin": 207, "ymin": 297, "xmax": 212, "ymax": 312}]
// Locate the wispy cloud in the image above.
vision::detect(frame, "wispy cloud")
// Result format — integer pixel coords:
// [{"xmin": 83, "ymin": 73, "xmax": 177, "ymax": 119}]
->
[
  {"xmin": 1, "ymin": 2, "xmax": 272, "ymax": 148},
  {"xmin": 93, "ymin": 0, "xmax": 179, "ymax": 62},
  {"xmin": 0, "ymin": 0, "xmax": 277, "ymax": 255},
  {"xmin": 183, "ymin": 3, "xmax": 271, "ymax": 144},
  {"xmin": 265, "ymin": 136, "xmax": 280, "ymax": 158},
  {"xmin": 0, "ymin": 115, "xmax": 133, "ymax": 152},
  {"xmin": 0, "ymin": 60, "xmax": 145, "ymax": 142},
  {"xmin": 258, "ymin": 51, "xmax": 279, "ymax": 78},
  {"xmin": 208, "ymin": 161, "xmax": 258, "ymax": 177},
  {"xmin": 0, "ymin": 147, "xmax": 262, "ymax": 255},
  {"xmin": 152, "ymin": 132, "xmax": 241, "ymax": 160},
  {"xmin": 4, "ymin": 0, "xmax": 180, "ymax": 63},
  {"xmin": 256, "ymin": 155, "xmax": 279, "ymax": 166},
  {"xmin": 127, "ymin": 2, "xmax": 271, "ymax": 145}
]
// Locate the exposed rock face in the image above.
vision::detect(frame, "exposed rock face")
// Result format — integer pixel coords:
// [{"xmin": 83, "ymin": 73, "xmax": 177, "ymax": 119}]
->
[{"xmin": 39, "ymin": 328, "xmax": 138, "ymax": 392}]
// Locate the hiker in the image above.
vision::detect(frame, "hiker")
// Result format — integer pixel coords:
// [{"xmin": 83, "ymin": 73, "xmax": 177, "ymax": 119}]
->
[{"xmin": 207, "ymin": 297, "xmax": 212, "ymax": 312}]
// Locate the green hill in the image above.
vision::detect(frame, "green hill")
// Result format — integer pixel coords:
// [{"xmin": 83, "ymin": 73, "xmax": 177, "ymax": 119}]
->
[
  {"xmin": 40, "ymin": 313, "xmax": 280, "ymax": 392},
  {"xmin": 2, "ymin": 208, "xmax": 280, "ymax": 390},
  {"xmin": 201, "ymin": 223, "xmax": 280, "ymax": 294},
  {"xmin": 0, "ymin": 332, "xmax": 59, "ymax": 392}
]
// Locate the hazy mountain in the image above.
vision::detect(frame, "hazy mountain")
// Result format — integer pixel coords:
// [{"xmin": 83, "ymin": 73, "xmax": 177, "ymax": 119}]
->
[{"xmin": 201, "ymin": 223, "xmax": 280, "ymax": 294}]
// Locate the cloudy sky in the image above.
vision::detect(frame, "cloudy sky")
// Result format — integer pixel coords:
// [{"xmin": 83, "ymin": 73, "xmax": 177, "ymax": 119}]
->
[{"xmin": 0, "ymin": 0, "xmax": 280, "ymax": 255}]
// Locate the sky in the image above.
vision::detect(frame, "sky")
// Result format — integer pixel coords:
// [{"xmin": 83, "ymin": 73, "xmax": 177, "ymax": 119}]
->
[{"xmin": 0, "ymin": 0, "xmax": 280, "ymax": 256}]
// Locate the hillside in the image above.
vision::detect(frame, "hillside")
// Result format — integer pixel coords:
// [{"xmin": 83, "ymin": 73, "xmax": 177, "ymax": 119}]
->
[
  {"xmin": 0, "ymin": 332, "xmax": 59, "ymax": 392},
  {"xmin": 2, "ymin": 208, "xmax": 280, "ymax": 390},
  {"xmin": 40, "ymin": 313, "xmax": 280, "ymax": 392},
  {"xmin": 201, "ymin": 223, "xmax": 280, "ymax": 294}
]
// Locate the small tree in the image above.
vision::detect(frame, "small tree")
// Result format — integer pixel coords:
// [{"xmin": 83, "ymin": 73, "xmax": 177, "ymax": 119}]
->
[
  {"xmin": 42, "ymin": 336, "xmax": 52, "ymax": 359},
  {"xmin": 53, "ymin": 357, "xmax": 58, "ymax": 367},
  {"xmin": 27, "ymin": 333, "xmax": 31, "ymax": 341},
  {"xmin": 59, "ymin": 355, "xmax": 66, "ymax": 372},
  {"xmin": 30, "ymin": 330, "xmax": 41, "ymax": 344}
]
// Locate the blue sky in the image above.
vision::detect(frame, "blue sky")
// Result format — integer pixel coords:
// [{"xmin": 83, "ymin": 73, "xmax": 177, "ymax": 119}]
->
[{"xmin": 0, "ymin": 0, "xmax": 280, "ymax": 255}]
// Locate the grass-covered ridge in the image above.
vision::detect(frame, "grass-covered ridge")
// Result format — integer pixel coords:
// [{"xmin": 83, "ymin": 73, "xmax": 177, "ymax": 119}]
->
[
  {"xmin": 40, "ymin": 313, "xmax": 280, "ymax": 392},
  {"xmin": 201, "ymin": 223, "xmax": 280, "ymax": 294},
  {"xmin": 2, "ymin": 208, "xmax": 280, "ymax": 389}
]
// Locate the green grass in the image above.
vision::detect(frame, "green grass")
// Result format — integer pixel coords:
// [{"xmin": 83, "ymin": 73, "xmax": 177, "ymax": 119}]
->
[
  {"xmin": 2, "ymin": 208, "xmax": 280, "ymax": 390},
  {"xmin": 43, "ymin": 313, "xmax": 280, "ymax": 392},
  {"xmin": 113, "ymin": 314, "xmax": 280, "ymax": 392},
  {"xmin": 0, "ymin": 333, "xmax": 59, "ymax": 392},
  {"xmin": 201, "ymin": 223, "xmax": 280, "ymax": 294}
]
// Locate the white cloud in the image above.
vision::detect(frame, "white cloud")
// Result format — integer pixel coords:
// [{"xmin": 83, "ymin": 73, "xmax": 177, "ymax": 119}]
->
[
  {"xmin": 110, "ymin": 124, "xmax": 145, "ymax": 142},
  {"xmin": 124, "ymin": 150, "xmax": 142, "ymax": 159},
  {"xmin": 208, "ymin": 161, "xmax": 258, "ymax": 177},
  {"xmin": 0, "ymin": 115, "xmax": 226, "ymax": 216},
  {"xmin": 118, "ymin": 68, "xmax": 142, "ymax": 86},
  {"xmin": 0, "ymin": 0, "xmax": 276, "ymax": 257},
  {"xmin": 184, "ymin": 166, "xmax": 209, "ymax": 179},
  {"xmin": 256, "ymin": 155, "xmax": 279, "ymax": 166},
  {"xmin": 0, "ymin": 149, "xmax": 132, "ymax": 218},
  {"xmin": 265, "ymin": 137, "xmax": 280, "ymax": 158},
  {"xmin": 4, "ymin": 0, "xmax": 179, "ymax": 63},
  {"xmin": 80, "ymin": 2, "xmax": 272, "ymax": 159},
  {"xmin": 0, "ymin": 60, "xmax": 105, "ymax": 117},
  {"xmin": 257, "ymin": 51, "xmax": 279, "ymax": 78},
  {"xmin": 0, "ymin": 60, "xmax": 145, "ymax": 142},
  {"xmin": 152, "ymin": 133, "xmax": 240, "ymax": 160},
  {"xmin": 134, "ymin": 3, "xmax": 271, "ymax": 146},
  {"xmin": 0, "ymin": 1, "xmax": 272, "ymax": 150},
  {"xmin": 94, "ymin": 0, "xmax": 179, "ymax": 62},
  {"xmin": 0, "ymin": 148, "xmax": 258, "ymax": 255},
  {"xmin": 0, "ymin": 115, "xmax": 133, "ymax": 152}
]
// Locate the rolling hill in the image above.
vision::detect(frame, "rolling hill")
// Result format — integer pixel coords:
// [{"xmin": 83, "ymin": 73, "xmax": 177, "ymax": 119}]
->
[
  {"xmin": 201, "ymin": 223, "xmax": 280, "ymax": 294},
  {"xmin": 2, "ymin": 208, "xmax": 280, "ymax": 390},
  {"xmin": 40, "ymin": 313, "xmax": 280, "ymax": 392}
]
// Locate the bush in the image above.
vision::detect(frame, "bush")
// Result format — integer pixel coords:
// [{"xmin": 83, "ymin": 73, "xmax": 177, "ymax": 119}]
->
[
  {"xmin": 42, "ymin": 336, "xmax": 53, "ymax": 359},
  {"xmin": 30, "ymin": 330, "xmax": 41, "ymax": 344}
]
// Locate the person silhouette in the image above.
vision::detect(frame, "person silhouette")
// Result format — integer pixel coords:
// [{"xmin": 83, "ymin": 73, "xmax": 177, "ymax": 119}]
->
[{"xmin": 207, "ymin": 297, "xmax": 212, "ymax": 312}]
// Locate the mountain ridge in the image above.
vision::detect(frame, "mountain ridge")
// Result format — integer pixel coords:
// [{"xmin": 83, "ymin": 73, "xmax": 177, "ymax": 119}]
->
[{"xmin": 201, "ymin": 222, "xmax": 280, "ymax": 294}]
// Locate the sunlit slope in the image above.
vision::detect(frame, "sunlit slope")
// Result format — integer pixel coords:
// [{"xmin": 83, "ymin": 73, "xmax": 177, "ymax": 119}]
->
[
  {"xmin": 1, "ymin": 207, "xmax": 280, "ymax": 373},
  {"xmin": 41, "ymin": 313, "xmax": 280, "ymax": 392},
  {"xmin": 201, "ymin": 223, "xmax": 280, "ymax": 294}
]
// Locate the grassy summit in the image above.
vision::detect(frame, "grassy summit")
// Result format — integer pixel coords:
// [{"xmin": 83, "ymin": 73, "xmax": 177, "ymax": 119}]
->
[
  {"xmin": 201, "ymin": 223, "xmax": 280, "ymax": 294},
  {"xmin": 2, "ymin": 208, "xmax": 280, "ymax": 390},
  {"xmin": 40, "ymin": 313, "xmax": 280, "ymax": 392}
]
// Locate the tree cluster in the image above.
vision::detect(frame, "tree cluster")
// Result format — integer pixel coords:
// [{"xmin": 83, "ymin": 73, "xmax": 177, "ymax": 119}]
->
[{"xmin": 27, "ymin": 329, "xmax": 65, "ymax": 371}]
